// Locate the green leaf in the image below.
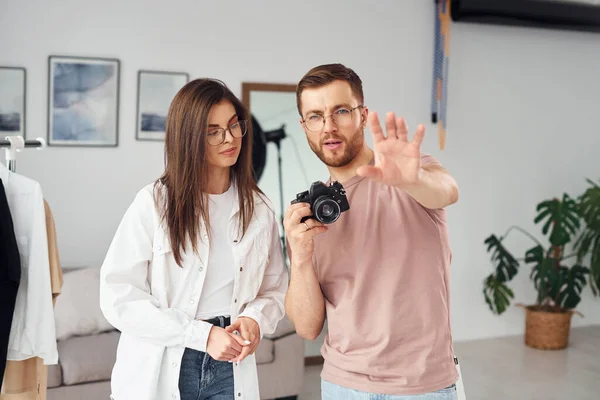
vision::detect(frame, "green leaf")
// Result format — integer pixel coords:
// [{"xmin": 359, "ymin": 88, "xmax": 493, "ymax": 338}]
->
[
  {"xmin": 591, "ymin": 245, "xmax": 600, "ymax": 296},
  {"xmin": 584, "ymin": 232, "xmax": 600, "ymax": 296},
  {"xmin": 557, "ymin": 265, "xmax": 590, "ymax": 309},
  {"xmin": 575, "ymin": 229, "xmax": 595, "ymax": 259},
  {"xmin": 530, "ymin": 257, "xmax": 566, "ymax": 303},
  {"xmin": 576, "ymin": 180, "xmax": 600, "ymax": 295},
  {"xmin": 574, "ymin": 229, "xmax": 600, "ymax": 296},
  {"xmin": 534, "ymin": 194, "xmax": 581, "ymax": 246},
  {"xmin": 526, "ymin": 245, "xmax": 550, "ymax": 303},
  {"xmin": 484, "ymin": 234, "xmax": 519, "ymax": 282},
  {"xmin": 579, "ymin": 179, "xmax": 600, "ymax": 231},
  {"xmin": 525, "ymin": 245, "xmax": 544, "ymax": 264},
  {"xmin": 483, "ymin": 274, "xmax": 514, "ymax": 315}
]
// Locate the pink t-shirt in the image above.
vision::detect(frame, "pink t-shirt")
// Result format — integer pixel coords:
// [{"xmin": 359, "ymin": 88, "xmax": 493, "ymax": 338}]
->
[{"xmin": 313, "ymin": 153, "xmax": 458, "ymax": 395}]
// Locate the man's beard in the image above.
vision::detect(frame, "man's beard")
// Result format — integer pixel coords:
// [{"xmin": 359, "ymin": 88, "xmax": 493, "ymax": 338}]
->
[{"xmin": 308, "ymin": 128, "xmax": 364, "ymax": 168}]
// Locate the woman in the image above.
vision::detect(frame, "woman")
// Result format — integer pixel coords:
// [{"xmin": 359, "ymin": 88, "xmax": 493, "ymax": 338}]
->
[{"xmin": 100, "ymin": 78, "xmax": 288, "ymax": 400}]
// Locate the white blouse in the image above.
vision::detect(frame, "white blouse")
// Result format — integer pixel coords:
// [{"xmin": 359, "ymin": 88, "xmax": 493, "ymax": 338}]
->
[{"xmin": 99, "ymin": 183, "xmax": 288, "ymax": 400}]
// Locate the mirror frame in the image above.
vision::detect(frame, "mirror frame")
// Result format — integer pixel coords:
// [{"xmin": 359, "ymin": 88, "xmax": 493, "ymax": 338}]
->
[
  {"xmin": 240, "ymin": 82, "xmax": 298, "ymax": 183},
  {"xmin": 241, "ymin": 82, "xmax": 298, "ymax": 116},
  {"xmin": 241, "ymin": 82, "xmax": 299, "ymax": 265}
]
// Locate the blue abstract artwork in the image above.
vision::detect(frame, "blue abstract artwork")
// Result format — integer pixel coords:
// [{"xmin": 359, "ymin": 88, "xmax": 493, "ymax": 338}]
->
[
  {"xmin": 136, "ymin": 70, "xmax": 188, "ymax": 141},
  {"xmin": 48, "ymin": 56, "xmax": 119, "ymax": 146},
  {"xmin": 0, "ymin": 67, "xmax": 25, "ymax": 136}
]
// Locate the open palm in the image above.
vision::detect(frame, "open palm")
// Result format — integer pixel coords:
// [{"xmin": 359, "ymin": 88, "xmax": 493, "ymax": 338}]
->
[{"xmin": 357, "ymin": 112, "xmax": 425, "ymax": 187}]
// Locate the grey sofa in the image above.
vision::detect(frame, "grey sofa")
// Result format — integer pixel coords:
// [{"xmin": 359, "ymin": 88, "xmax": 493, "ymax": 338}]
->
[{"xmin": 47, "ymin": 268, "xmax": 304, "ymax": 400}]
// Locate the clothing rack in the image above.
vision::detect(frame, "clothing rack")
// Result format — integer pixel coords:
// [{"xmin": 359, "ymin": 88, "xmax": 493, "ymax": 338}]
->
[{"xmin": 0, "ymin": 135, "xmax": 46, "ymax": 172}]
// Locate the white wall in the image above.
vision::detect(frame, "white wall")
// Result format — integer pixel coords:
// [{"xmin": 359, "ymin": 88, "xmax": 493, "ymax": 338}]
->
[{"xmin": 1, "ymin": 0, "xmax": 599, "ymax": 355}]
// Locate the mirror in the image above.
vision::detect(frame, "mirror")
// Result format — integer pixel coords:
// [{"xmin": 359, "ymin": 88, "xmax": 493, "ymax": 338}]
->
[{"xmin": 242, "ymin": 82, "xmax": 329, "ymax": 248}]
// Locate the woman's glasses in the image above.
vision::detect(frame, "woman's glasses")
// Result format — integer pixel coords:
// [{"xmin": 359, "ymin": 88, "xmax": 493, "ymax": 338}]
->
[{"xmin": 206, "ymin": 120, "xmax": 248, "ymax": 146}]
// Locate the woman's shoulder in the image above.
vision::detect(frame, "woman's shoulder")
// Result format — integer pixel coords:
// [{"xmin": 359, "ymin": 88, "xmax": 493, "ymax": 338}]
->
[
  {"xmin": 252, "ymin": 190, "xmax": 276, "ymax": 219},
  {"xmin": 129, "ymin": 181, "xmax": 163, "ymax": 214}
]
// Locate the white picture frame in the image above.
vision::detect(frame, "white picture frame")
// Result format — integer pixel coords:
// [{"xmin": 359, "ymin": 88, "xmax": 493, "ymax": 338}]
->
[{"xmin": 136, "ymin": 70, "xmax": 189, "ymax": 141}]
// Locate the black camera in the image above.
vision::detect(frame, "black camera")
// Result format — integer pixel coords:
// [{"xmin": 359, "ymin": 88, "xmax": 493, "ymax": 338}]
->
[{"xmin": 291, "ymin": 181, "xmax": 350, "ymax": 224}]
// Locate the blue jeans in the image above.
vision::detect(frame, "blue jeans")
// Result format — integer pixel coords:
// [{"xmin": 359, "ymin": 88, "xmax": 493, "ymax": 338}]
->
[
  {"xmin": 179, "ymin": 316, "xmax": 234, "ymax": 400},
  {"xmin": 321, "ymin": 380, "xmax": 458, "ymax": 400}
]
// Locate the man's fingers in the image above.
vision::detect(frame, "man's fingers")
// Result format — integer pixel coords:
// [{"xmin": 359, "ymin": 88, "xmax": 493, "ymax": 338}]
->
[
  {"xmin": 368, "ymin": 112, "xmax": 385, "ymax": 143},
  {"xmin": 299, "ymin": 225, "xmax": 328, "ymax": 238},
  {"xmin": 385, "ymin": 112, "xmax": 397, "ymax": 139},
  {"xmin": 285, "ymin": 204, "xmax": 312, "ymax": 232},
  {"xmin": 290, "ymin": 206, "xmax": 313, "ymax": 224},
  {"xmin": 412, "ymin": 124, "xmax": 425, "ymax": 147},
  {"xmin": 396, "ymin": 117, "xmax": 409, "ymax": 142},
  {"xmin": 295, "ymin": 217, "xmax": 324, "ymax": 231},
  {"xmin": 287, "ymin": 206, "xmax": 328, "ymax": 246},
  {"xmin": 292, "ymin": 220, "xmax": 326, "ymax": 237},
  {"xmin": 285, "ymin": 202, "xmax": 309, "ymax": 220},
  {"xmin": 284, "ymin": 203, "xmax": 310, "ymax": 230}
]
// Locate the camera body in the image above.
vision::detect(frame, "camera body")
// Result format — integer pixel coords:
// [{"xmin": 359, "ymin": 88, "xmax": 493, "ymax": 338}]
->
[{"xmin": 291, "ymin": 181, "xmax": 350, "ymax": 224}]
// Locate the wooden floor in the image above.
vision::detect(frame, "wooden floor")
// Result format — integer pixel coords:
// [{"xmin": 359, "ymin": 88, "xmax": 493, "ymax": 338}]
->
[{"xmin": 298, "ymin": 325, "xmax": 600, "ymax": 400}]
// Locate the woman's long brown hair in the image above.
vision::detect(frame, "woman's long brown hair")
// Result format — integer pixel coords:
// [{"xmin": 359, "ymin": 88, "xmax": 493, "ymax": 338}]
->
[{"xmin": 154, "ymin": 78, "xmax": 262, "ymax": 266}]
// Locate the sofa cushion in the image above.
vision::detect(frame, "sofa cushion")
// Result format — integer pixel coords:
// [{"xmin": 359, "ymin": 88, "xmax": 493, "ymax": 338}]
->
[
  {"xmin": 54, "ymin": 268, "xmax": 114, "ymax": 341},
  {"xmin": 47, "ymin": 364, "xmax": 62, "ymax": 388},
  {"xmin": 255, "ymin": 338, "xmax": 274, "ymax": 365},
  {"xmin": 58, "ymin": 330, "xmax": 119, "ymax": 385},
  {"xmin": 47, "ymin": 381, "xmax": 111, "ymax": 400}
]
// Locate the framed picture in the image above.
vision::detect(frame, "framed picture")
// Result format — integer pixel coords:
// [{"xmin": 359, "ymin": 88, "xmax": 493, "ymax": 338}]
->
[
  {"xmin": 48, "ymin": 55, "xmax": 120, "ymax": 147},
  {"xmin": 136, "ymin": 70, "xmax": 189, "ymax": 141},
  {"xmin": 0, "ymin": 67, "xmax": 26, "ymax": 137}
]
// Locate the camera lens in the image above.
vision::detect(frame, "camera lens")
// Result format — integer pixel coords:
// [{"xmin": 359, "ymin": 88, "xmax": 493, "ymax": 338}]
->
[
  {"xmin": 314, "ymin": 197, "xmax": 341, "ymax": 224},
  {"xmin": 321, "ymin": 204, "xmax": 334, "ymax": 217}
]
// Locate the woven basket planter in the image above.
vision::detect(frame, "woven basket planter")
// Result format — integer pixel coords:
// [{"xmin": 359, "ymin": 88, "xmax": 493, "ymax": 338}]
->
[{"xmin": 519, "ymin": 304, "xmax": 584, "ymax": 350}]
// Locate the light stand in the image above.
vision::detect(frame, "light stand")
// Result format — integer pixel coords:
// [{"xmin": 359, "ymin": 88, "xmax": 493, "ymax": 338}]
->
[{"xmin": 263, "ymin": 125, "xmax": 288, "ymax": 259}]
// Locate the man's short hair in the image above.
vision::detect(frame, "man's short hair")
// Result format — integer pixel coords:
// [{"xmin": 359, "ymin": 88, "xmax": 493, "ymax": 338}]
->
[{"xmin": 296, "ymin": 63, "xmax": 364, "ymax": 116}]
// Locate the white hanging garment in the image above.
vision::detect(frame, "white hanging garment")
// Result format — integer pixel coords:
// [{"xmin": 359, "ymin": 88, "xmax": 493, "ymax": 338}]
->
[{"xmin": 0, "ymin": 162, "xmax": 58, "ymax": 365}]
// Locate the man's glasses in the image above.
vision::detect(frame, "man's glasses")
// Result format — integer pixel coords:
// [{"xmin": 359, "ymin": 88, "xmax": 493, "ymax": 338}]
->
[
  {"xmin": 302, "ymin": 105, "xmax": 364, "ymax": 132},
  {"xmin": 206, "ymin": 120, "xmax": 248, "ymax": 146}
]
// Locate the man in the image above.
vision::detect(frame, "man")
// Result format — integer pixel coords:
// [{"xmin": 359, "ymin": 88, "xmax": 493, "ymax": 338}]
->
[{"xmin": 283, "ymin": 63, "xmax": 460, "ymax": 399}]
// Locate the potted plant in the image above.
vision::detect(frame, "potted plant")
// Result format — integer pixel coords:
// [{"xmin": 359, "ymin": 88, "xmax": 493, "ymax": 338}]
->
[{"xmin": 483, "ymin": 179, "xmax": 600, "ymax": 350}]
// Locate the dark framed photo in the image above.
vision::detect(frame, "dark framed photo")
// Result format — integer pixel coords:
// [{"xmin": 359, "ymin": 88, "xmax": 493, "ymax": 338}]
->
[
  {"xmin": 136, "ymin": 70, "xmax": 189, "ymax": 141},
  {"xmin": 0, "ymin": 67, "xmax": 26, "ymax": 137},
  {"xmin": 48, "ymin": 55, "xmax": 120, "ymax": 147}
]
